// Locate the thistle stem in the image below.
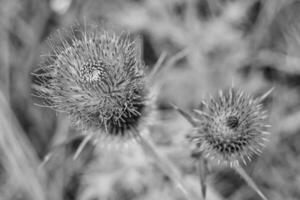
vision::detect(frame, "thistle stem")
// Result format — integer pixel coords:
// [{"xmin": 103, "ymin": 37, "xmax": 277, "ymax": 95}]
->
[
  {"xmin": 259, "ymin": 87, "xmax": 274, "ymax": 102},
  {"xmin": 147, "ymin": 51, "xmax": 167, "ymax": 83},
  {"xmin": 196, "ymin": 156, "xmax": 208, "ymax": 200},
  {"xmin": 234, "ymin": 165, "xmax": 268, "ymax": 200},
  {"xmin": 133, "ymin": 129, "xmax": 198, "ymax": 200},
  {"xmin": 170, "ymin": 102, "xmax": 198, "ymax": 126},
  {"xmin": 39, "ymin": 134, "xmax": 84, "ymax": 168},
  {"xmin": 148, "ymin": 48, "xmax": 190, "ymax": 86},
  {"xmin": 73, "ymin": 133, "xmax": 92, "ymax": 160}
]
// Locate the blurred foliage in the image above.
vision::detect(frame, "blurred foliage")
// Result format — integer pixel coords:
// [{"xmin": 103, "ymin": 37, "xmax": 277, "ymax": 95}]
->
[{"xmin": 1, "ymin": 0, "xmax": 300, "ymax": 200}]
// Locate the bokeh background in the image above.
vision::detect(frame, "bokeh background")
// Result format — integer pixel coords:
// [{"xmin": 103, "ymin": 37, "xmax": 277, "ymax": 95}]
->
[{"xmin": 1, "ymin": 0, "xmax": 300, "ymax": 199}]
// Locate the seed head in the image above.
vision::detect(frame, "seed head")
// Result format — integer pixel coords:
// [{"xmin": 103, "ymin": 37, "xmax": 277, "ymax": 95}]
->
[
  {"xmin": 33, "ymin": 24, "xmax": 149, "ymax": 140},
  {"xmin": 189, "ymin": 88, "xmax": 270, "ymax": 167}
]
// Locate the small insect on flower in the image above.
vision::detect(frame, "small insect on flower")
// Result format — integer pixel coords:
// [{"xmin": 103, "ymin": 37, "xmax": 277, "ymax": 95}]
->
[
  {"xmin": 188, "ymin": 88, "xmax": 271, "ymax": 167},
  {"xmin": 33, "ymin": 24, "xmax": 150, "ymax": 145}
]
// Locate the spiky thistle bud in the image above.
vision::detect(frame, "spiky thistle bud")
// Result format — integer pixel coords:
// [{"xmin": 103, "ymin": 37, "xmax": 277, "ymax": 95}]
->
[
  {"xmin": 33, "ymin": 24, "xmax": 149, "ymax": 141},
  {"xmin": 33, "ymin": 25, "xmax": 198, "ymax": 200},
  {"xmin": 189, "ymin": 88, "xmax": 270, "ymax": 167}
]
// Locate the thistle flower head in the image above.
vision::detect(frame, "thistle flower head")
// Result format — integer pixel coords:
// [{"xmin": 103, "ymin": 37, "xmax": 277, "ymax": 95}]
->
[
  {"xmin": 190, "ymin": 88, "xmax": 270, "ymax": 167},
  {"xmin": 34, "ymin": 24, "xmax": 149, "ymax": 140}
]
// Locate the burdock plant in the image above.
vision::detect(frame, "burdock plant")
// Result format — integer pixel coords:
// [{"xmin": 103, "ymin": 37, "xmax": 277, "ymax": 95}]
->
[
  {"xmin": 33, "ymin": 23, "xmax": 195, "ymax": 200},
  {"xmin": 173, "ymin": 87, "xmax": 272, "ymax": 200}
]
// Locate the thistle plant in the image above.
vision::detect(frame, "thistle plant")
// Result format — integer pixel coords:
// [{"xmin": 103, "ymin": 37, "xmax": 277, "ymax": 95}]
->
[
  {"xmin": 191, "ymin": 88, "xmax": 270, "ymax": 167},
  {"xmin": 172, "ymin": 87, "xmax": 273, "ymax": 200},
  {"xmin": 34, "ymin": 25, "xmax": 148, "ymax": 141},
  {"xmin": 33, "ymin": 24, "xmax": 196, "ymax": 200}
]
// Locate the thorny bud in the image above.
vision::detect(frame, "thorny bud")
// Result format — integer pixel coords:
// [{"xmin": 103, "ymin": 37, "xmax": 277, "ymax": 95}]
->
[
  {"xmin": 189, "ymin": 88, "xmax": 270, "ymax": 167},
  {"xmin": 33, "ymin": 24, "xmax": 149, "ymax": 140}
]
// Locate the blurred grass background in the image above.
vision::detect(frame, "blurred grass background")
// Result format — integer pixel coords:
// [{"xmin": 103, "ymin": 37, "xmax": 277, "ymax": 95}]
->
[{"xmin": 1, "ymin": 0, "xmax": 300, "ymax": 199}]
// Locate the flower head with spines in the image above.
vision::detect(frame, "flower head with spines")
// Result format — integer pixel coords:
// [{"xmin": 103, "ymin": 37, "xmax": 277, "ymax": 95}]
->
[
  {"xmin": 189, "ymin": 88, "xmax": 270, "ymax": 167},
  {"xmin": 33, "ymin": 24, "xmax": 149, "ymax": 141}
]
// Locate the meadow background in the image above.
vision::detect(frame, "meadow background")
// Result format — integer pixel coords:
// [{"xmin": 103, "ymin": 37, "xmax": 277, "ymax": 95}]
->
[{"xmin": 0, "ymin": 0, "xmax": 300, "ymax": 200}]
